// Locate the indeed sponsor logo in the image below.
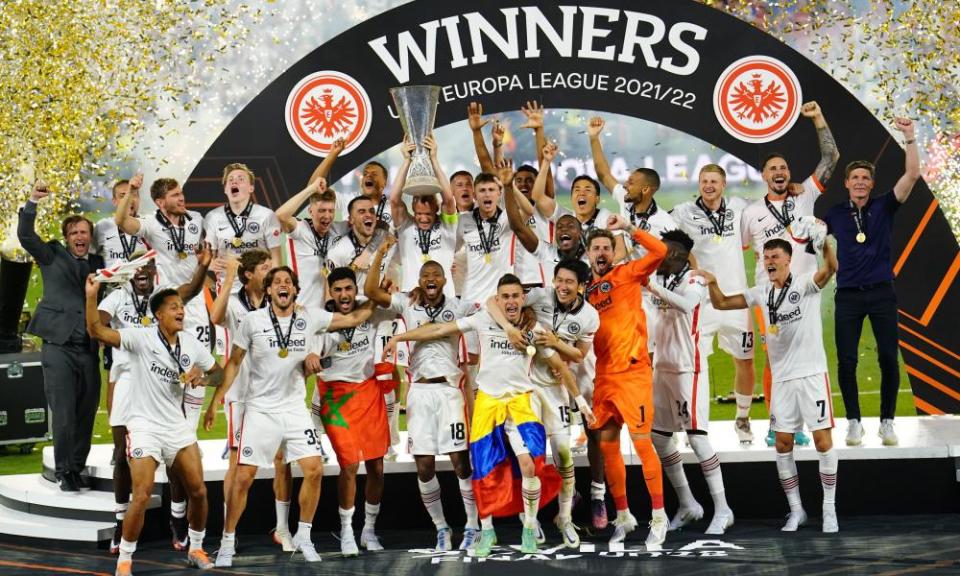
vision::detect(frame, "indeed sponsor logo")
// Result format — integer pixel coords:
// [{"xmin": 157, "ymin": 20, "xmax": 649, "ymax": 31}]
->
[
  {"xmin": 150, "ymin": 361, "xmax": 179, "ymax": 382},
  {"xmin": 269, "ymin": 337, "xmax": 307, "ymax": 349},
  {"xmin": 774, "ymin": 306, "xmax": 802, "ymax": 324}
]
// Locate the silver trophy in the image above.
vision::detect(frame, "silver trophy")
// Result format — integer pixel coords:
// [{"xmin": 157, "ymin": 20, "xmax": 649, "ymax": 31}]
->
[{"xmin": 390, "ymin": 85, "xmax": 442, "ymax": 196}]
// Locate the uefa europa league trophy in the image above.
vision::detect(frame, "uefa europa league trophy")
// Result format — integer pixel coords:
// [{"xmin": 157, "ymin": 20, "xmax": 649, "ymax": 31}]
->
[{"xmin": 390, "ymin": 85, "xmax": 442, "ymax": 196}]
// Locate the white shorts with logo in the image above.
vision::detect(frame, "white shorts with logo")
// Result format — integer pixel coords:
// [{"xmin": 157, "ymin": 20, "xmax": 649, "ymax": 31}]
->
[
  {"xmin": 237, "ymin": 408, "xmax": 322, "ymax": 468},
  {"xmin": 770, "ymin": 373, "xmax": 834, "ymax": 433},
  {"xmin": 701, "ymin": 303, "xmax": 754, "ymax": 360},
  {"xmin": 126, "ymin": 421, "xmax": 196, "ymax": 468},
  {"xmin": 533, "ymin": 384, "xmax": 571, "ymax": 437},
  {"xmin": 407, "ymin": 382, "xmax": 468, "ymax": 456},
  {"xmin": 226, "ymin": 401, "xmax": 244, "ymax": 450},
  {"xmin": 653, "ymin": 370, "xmax": 711, "ymax": 432}
]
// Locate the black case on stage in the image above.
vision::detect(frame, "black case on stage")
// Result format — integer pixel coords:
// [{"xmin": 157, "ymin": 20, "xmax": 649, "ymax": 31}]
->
[{"xmin": 0, "ymin": 352, "xmax": 50, "ymax": 450}]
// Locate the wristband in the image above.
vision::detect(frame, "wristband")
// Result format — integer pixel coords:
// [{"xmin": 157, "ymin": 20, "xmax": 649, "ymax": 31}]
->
[{"xmin": 904, "ymin": 138, "xmax": 916, "ymax": 145}]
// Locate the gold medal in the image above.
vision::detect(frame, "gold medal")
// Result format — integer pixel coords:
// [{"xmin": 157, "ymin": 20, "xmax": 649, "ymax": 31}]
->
[
  {"xmin": 278, "ymin": 348, "xmax": 288, "ymax": 358},
  {"xmin": 712, "ymin": 234, "xmax": 723, "ymax": 244},
  {"xmin": 421, "ymin": 253, "xmax": 430, "ymax": 263},
  {"xmin": 321, "ymin": 266, "xmax": 330, "ymax": 277},
  {"xmin": 179, "ymin": 373, "xmax": 188, "ymax": 383},
  {"xmin": 526, "ymin": 345, "xmax": 536, "ymax": 356},
  {"xmin": 484, "ymin": 253, "xmax": 492, "ymax": 263},
  {"xmin": 339, "ymin": 341, "xmax": 351, "ymax": 352},
  {"xmin": 856, "ymin": 232, "xmax": 866, "ymax": 243},
  {"xmin": 231, "ymin": 237, "xmax": 242, "ymax": 248},
  {"xmin": 140, "ymin": 317, "xmax": 152, "ymax": 326},
  {"xmin": 768, "ymin": 324, "xmax": 779, "ymax": 335},
  {"xmin": 177, "ymin": 251, "xmax": 188, "ymax": 260}
]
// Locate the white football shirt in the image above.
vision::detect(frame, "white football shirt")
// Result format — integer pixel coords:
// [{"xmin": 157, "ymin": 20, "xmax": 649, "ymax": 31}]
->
[
  {"xmin": 95, "ymin": 218, "xmax": 148, "ymax": 268},
  {"xmin": 741, "ymin": 176, "xmax": 823, "ymax": 282},
  {"xmin": 513, "ymin": 209, "xmax": 553, "ymax": 286},
  {"xmin": 326, "ymin": 231, "xmax": 396, "ymax": 300},
  {"xmin": 315, "ymin": 307, "xmax": 395, "ymax": 383},
  {"xmin": 456, "ymin": 310, "xmax": 554, "ymax": 398},
  {"xmin": 203, "ymin": 203, "xmax": 282, "ymax": 257},
  {"xmin": 744, "ymin": 272, "xmax": 826, "ymax": 382},
  {"xmin": 118, "ymin": 327, "xmax": 215, "ymax": 429},
  {"xmin": 457, "ymin": 208, "xmax": 516, "ymax": 309},
  {"xmin": 612, "ymin": 184, "xmax": 677, "ymax": 259},
  {"xmin": 387, "ymin": 292, "xmax": 467, "ymax": 384},
  {"xmin": 397, "ymin": 215, "xmax": 458, "ymax": 298},
  {"xmin": 524, "ymin": 288, "xmax": 599, "ymax": 389},
  {"xmin": 649, "ymin": 269, "xmax": 707, "ymax": 373},
  {"xmin": 233, "ymin": 306, "xmax": 333, "ymax": 413},
  {"xmin": 671, "ymin": 195, "xmax": 748, "ymax": 295},
  {"xmin": 286, "ymin": 219, "xmax": 349, "ymax": 310},
  {"xmin": 99, "ymin": 285, "xmax": 158, "ymax": 381},
  {"xmin": 222, "ymin": 291, "xmax": 268, "ymax": 403}
]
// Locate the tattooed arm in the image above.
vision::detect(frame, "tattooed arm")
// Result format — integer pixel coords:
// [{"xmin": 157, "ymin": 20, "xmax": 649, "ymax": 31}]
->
[{"xmin": 801, "ymin": 101, "xmax": 840, "ymax": 185}]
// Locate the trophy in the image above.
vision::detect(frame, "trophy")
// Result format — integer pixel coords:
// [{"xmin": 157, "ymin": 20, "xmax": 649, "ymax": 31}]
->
[{"xmin": 390, "ymin": 85, "xmax": 442, "ymax": 196}]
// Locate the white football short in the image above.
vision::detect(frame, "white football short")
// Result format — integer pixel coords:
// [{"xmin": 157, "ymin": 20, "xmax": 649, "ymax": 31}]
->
[
  {"xmin": 770, "ymin": 373, "xmax": 834, "ymax": 433},
  {"xmin": 406, "ymin": 382, "xmax": 468, "ymax": 456},
  {"xmin": 183, "ymin": 384, "xmax": 205, "ymax": 430},
  {"xmin": 701, "ymin": 303, "xmax": 754, "ymax": 360},
  {"xmin": 534, "ymin": 384, "xmax": 571, "ymax": 436},
  {"xmin": 225, "ymin": 400, "xmax": 244, "ymax": 450},
  {"xmin": 237, "ymin": 408, "xmax": 322, "ymax": 468},
  {"xmin": 126, "ymin": 421, "xmax": 196, "ymax": 468},
  {"xmin": 109, "ymin": 375, "xmax": 131, "ymax": 428},
  {"xmin": 653, "ymin": 369, "xmax": 711, "ymax": 432}
]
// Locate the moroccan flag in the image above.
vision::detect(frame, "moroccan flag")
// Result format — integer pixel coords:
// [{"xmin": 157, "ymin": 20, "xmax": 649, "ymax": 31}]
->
[
  {"xmin": 318, "ymin": 375, "xmax": 390, "ymax": 467},
  {"xmin": 470, "ymin": 390, "xmax": 562, "ymax": 518}
]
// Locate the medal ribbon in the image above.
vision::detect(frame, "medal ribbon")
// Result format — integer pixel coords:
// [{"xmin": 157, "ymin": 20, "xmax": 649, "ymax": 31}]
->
[
  {"xmin": 309, "ymin": 221, "xmax": 330, "ymax": 259},
  {"xmin": 157, "ymin": 328, "xmax": 184, "ymax": 376},
  {"xmin": 225, "ymin": 201, "xmax": 253, "ymax": 243},
  {"xmin": 850, "ymin": 201, "xmax": 867, "ymax": 239},
  {"xmin": 416, "ymin": 223, "xmax": 439, "ymax": 257},
  {"xmin": 130, "ymin": 286, "xmax": 150, "ymax": 322},
  {"xmin": 424, "ymin": 295, "xmax": 446, "ymax": 323},
  {"xmin": 766, "ymin": 274, "xmax": 793, "ymax": 328},
  {"xmin": 661, "ymin": 263, "xmax": 691, "ymax": 292},
  {"xmin": 119, "ymin": 231, "xmax": 139, "ymax": 260},
  {"xmin": 155, "ymin": 210, "xmax": 187, "ymax": 255},
  {"xmin": 695, "ymin": 197, "xmax": 727, "ymax": 238},
  {"xmin": 629, "ymin": 198, "xmax": 658, "ymax": 230},
  {"xmin": 473, "ymin": 208, "xmax": 502, "ymax": 259},
  {"xmin": 764, "ymin": 197, "xmax": 793, "ymax": 229},
  {"xmin": 239, "ymin": 288, "xmax": 266, "ymax": 312},
  {"xmin": 268, "ymin": 306, "xmax": 297, "ymax": 353}
]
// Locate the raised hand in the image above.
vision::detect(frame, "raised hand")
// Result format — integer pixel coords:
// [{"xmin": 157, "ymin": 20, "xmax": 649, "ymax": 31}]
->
[
  {"xmin": 85, "ymin": 274, "xmax": 100, "ymax": 298},
  {"xmin": 129, "ymin": 173, "xmax": 144, "ymax": 190},
  {"xmin": 423, "ymin": 134, "xmax": 438, "ymax": 159},
  {"xmin": 691, "ymin": 269, "xmax": 717, "ymax": 285},
  {"xmin": 800, "ymin": 101, "xmax": 822, "ymax": 119},
  {"xmin": 893, "ymin": 117, "xmax": 915, "ymax": 138},
  {"xmin": 495, "ymin": 158, "xmax": 515, "ymax": 187},
  {"xmin": 587, "ymin": 116, "xmax": 605, "ymax": 138},
  {"xmin": 30, "ymin": 179, "xmax": 51, "ymax": 202},
  {"xmin": 196, "ymin": 242, "xmax": 213, "ymax": 267},
  {"xmin": 203, "ymin": 404, "xmax": 217, "ymax": 432},
  {"xmin": 606, "ymin": 213, "xmax": 628, "ymax": 231},
  {"xmin": 467, "ymin": 102, "xmax": 490, "ymax": 131},
  {"xmin": 329, "ymin": 137, "xmax": 346, "ymax": 155},
  {"xmin": 491, "ymin": 121, "xmax": 505, "ymax": 148},
  {"xmin": 542, "ymin": 142, "xmax": 559, "ymax": 164},
  {"xmin": 401, "ymin": 136, "xmax": 417, "ymax": 160},
  {"xmin": 182, "ymin": 365, "xmax": 204, "ymax": 387},
  {"xmin": 311, "ymin": 176, "xmax": 327, "ymax": 195},
  {"xmin": 304, "ymin": 352, "xmax": 322, "ymax": 376},
  {"xmin": 520, "ymin": 100, "xmax": 544, "ymax": 130},
  {"xmin": 382, "ymin": 337, "xmax": 399, "ymax": 362}
]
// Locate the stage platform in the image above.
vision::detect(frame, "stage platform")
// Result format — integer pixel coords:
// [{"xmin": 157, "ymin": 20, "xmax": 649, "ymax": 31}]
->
[{"xmin": 0, "ymin": 416, "xmax": 957, "ymax": 547}]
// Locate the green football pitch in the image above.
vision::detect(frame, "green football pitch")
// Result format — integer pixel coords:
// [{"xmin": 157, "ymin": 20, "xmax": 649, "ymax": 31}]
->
[{"xmin": 0, "ymin": 252, "xmax": 913, "ymax": 476}]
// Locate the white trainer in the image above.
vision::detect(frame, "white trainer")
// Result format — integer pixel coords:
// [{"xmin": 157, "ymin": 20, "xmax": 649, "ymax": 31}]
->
[
  {"xmin": 879, "ymin": 419, "xmax": 899, "ymax": 446},
  {"xmin": 735, "ymin": 417, "xmax": 754, "ymax": 445},
  {"xmin": 645, "ymin": 510, "xmax": 668, "ymax": 551},
  {"xmin": 213, "ymin": 546, "xmax": 234, "ymax": 568},
  {"xmin": 669, "ymin": 503, "xmax": 704, "ymax": 531},
  {"xmin": 609, "ymin": 512, "xmax": 638, "ymax": 544},
  {"xmin": 435, "ymin": 527, "xmax": 452, "ymax": 552},
  {"xmin": 384, "ymin": 446, "xmax": 398, "ymax": 462},
  {"xmin": 845, "ymin": 419, "xmax": 864, "ymax": 446},
  {"xmin": 822, "ymin": 506, "xmax": 839, "ymax": 533},
  {"xmin": 459, "ymin": 527, "xmax": 479, "ymax": 550},
  {"xmin": 292, "ymin": 532, "xmax": 321, "ymax": 562},
  {"xmin": 557, "ymin": 518, "xmax": 580, "ymax": 548},
  {"xmin": 340, "ymin": 527, "xmax": 359, "ymax": 557},
  {"xmin": 705, "ymin": 509, "xmax": 735, "ymax": 535},
  {"xmin": 518, "ymin": 513, "xmax": 545, "ymax": 544},
  {"xmin": 781, "ymin": 509, "xmax": 808, "ymax": 532},
  {"xmin": 271, "ymin": 529, "xmax": 295, "ymax": 552},
  {"xmin": 360, "ymin": 528, "xmax": 384, "ymax": 551}
]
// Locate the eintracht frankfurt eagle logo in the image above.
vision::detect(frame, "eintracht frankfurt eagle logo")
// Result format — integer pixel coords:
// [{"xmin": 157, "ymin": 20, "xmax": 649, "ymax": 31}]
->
[
  {"xmin": 285, "ymin": 71, "xmax": 372, "ymax": 156},
  {"xmin": 713, "ymin": 56, "xmax": 801, "ymax": 144}
]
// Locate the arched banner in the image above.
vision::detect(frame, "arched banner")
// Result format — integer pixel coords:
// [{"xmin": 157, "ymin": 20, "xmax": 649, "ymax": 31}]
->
[{"xmin": 189, "ymin": 0, "xmax": 959, "ymax": 413}]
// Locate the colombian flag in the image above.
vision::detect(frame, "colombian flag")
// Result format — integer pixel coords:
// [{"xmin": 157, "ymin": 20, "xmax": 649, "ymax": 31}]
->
[{"xmin": 470, "ymin": 390, "xmax": 562, "ymax": 517}]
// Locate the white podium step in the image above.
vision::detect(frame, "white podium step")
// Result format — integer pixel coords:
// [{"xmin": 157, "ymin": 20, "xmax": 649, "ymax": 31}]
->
[
  {"xmin": 0, "ymin": 473, "xmax": 160, "ymax": 523},
  {"xmin": 0, "ymin": 500, "xmax": 114, "ymax": 542}
]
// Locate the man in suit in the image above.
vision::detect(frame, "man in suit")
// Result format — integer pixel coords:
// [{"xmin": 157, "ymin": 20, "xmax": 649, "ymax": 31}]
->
[{"xmin": 18, "ymin": 179, "xmax": 104, "ymax": 492}]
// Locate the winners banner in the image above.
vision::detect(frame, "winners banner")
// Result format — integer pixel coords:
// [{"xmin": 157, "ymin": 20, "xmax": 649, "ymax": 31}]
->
[{"xmin": 189, "ymin": 0, "xmax": 959, "ymax": 413}]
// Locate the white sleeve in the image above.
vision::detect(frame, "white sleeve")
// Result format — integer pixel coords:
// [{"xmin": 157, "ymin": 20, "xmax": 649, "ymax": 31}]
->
[
  {"xmin": 262, "ymin": 211, "xmax": 282, "ymax": 249},
  {"xmin": 612, "ymin": 183, "xmax": 628, "ymax": 212},
  {"xmin": 118, "ymin": 327, "xmax": 144, "ymax": 353},
  {"xmin": 311, "ymin": 308, "xmax": 335, "ymax": 334},
  {"xmin": 524, "ymin": 287, "xmax": 546, "ymax": 308},
  {"xmin": 233, "ymin": 314, "xmax": 252, "ymax": 352},
  {"xmin": 743, "ymin": 285, "xmax": 763, "ymax": 308},
  {"xmin": 802, "ymin": 175, "xmax": 825, "ymax": 198},
  {"xmin": 580, "ymin": 309, "xmax": 599, "ymax": 344},
  {"xmin": 799, "ymin": 272, "xmax": 822, "ymax": 296},
  {"xmin": 191, "ymin": 339, "xmax": 216, "ymax": 372},
  {"xmin": 97, "ymin": 290, "xmax": 120, "ymax": 317},
  {"xmin": 387, "ymin": 292, "xmax": 407, "ymax": 315},
  {"xmin": 647, "ymin": 277, "xmax": 704, "ymax": 313},
  {"xmin": 456, "ymin": 314, "xmax": 479, "ymax": 334},
  {"xmin": 202, "ymin": 212, "xmax": 218, "ymax": 248},
  {"xmin": 136, "ymin": 215, "xmax": 158, "ymax": 243}
]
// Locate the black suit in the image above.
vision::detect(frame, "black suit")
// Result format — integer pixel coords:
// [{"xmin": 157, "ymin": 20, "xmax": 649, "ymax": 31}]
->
[{"xmin": 17, "ymin": 201, "xmax": 103, "ymax": 478}]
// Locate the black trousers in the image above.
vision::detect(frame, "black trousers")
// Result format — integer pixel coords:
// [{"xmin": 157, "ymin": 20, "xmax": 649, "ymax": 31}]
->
[
  {"xmin": 834, "ymin": 282, "xmax": 901, "ymax": 421},
  {"xmin": 41, "ymin": 342, "xmax": 101, "ymax": 476}
]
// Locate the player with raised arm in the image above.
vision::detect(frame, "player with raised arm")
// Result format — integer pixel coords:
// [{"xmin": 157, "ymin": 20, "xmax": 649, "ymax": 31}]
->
[
  {"xmin": 95, "ymin": 174, "xmax": 148, "ymax": 268},
  {"xmin": 212, "ymin": 266, "xmax": 372, "ymax": 567},
  {"xmin": 646, "ymin": 230, "xmax": 734, "ymax": 535},
  {"xmin": 326, "ymin": 195, "xmax": 392, "ymax": 299},
  {"xmin": 365, "ymin": 241, "xmax": 479, "ymax": 552},
  {"xmin": 276, "ymin": 176, "xmax": 348, "ymax": 310},
  {"xmin": 671, "ymin": 165, "xmax": 758, "ymax": 445},
  {"xmin": 385, "ymin": 273, "xmax": 594, "ymax": 556},
  {"xmin": 98, "ymin": 248, "xmax": 211, "ymax": 555},
  {"xmin": 114, "ymin": 176, "xmax": 211, "ymax": 545},
  {"xmin": 585, "ymin": 218, "xmax": 669, "ymax": 549},
  {"xmin": 740, "ymin": 101, "xmax": 840, "ymax": 445},
  {"xmin": 303, "ymin": 266, "xmax": 397, "ymax": 556},
  {"xmin": 391, "ymin": 134, "xmax": 458, "ymax": 297},
  {"xmin": 86, "ymin": 277, "xmax": 224, "ymax": 576},
  {"xmin": 307, "ymin": 137, "xmax": 393, "ymax": 228},
  {"xmin": 699, "ymin": 234, "xmax": 840, "ymax": 533}
]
